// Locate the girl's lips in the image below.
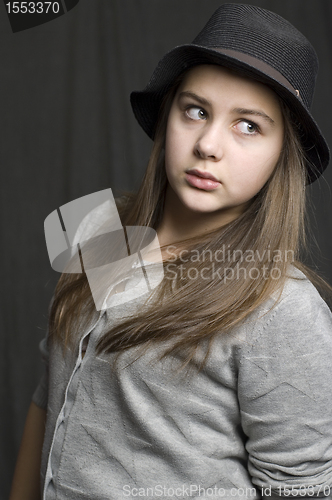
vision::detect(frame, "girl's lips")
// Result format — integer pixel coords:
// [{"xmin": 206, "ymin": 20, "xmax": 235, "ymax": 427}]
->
[{"xmin": 185, "ymin": 170, "xmax": 221, "ymax": 191}]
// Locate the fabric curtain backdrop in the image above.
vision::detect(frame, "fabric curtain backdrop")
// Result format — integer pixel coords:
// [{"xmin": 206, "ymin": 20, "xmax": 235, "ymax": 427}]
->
[{"xmin": 1, "ymin": 1, "xmax": 331, "ymax": 496}]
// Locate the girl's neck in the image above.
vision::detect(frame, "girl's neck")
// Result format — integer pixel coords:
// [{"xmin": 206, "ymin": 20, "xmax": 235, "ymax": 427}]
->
[{"xmin": 156, "ymin": 184, "xmax": 241, "ymax": 249}]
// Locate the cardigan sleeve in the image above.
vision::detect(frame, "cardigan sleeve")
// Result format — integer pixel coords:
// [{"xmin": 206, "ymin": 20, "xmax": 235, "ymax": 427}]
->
[{"xmin": 237, "ymin": 277, "xmax": 332, "ymax": 499}]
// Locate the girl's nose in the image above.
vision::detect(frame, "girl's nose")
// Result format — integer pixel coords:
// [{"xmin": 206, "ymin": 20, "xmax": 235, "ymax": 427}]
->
[{"xmin": 194, "ymin": 125, "xmax": 223, "ymax": 161}]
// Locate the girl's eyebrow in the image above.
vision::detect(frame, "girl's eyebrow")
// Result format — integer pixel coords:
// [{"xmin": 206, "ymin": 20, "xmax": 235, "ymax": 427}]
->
[
  {"xmin": 178, "ymin": 91, "xmax": 275, "ymax": 127},
  {"xmin": 232, "ymin": 108, "xmax": 276, "ymax": 126},
  {"xmin": 178, "ymin": 90, "xmax": 211, "ymax": 107}
]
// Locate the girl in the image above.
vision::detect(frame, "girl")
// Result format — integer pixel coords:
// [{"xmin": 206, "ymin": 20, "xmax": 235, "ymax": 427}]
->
[{"xmin": 10, "ymin": 3, "xmax": 332, "ymax": 500}]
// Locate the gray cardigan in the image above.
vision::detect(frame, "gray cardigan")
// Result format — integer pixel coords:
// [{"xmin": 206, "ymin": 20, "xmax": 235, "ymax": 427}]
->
[
  {"xmin": 33, "ymin": 265, "xmax": 332, "ymax": 500},
  {"xmin": 34, "ymin": 200, "xmax": 332, "ymax": 499}
]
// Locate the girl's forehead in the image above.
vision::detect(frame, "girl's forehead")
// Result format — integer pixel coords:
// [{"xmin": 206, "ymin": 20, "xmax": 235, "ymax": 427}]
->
[{"xmin": 177, "ymin": 64, "xmax": 282, "ymax": 112}]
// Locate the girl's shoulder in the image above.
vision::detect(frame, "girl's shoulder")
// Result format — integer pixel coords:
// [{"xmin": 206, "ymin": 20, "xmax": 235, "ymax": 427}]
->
[
  {"xmin": 278, "ymin": 265, "xmax": 331, "ymax": 317},
  {"xmin": 240, "ymin": 265, "xmax": 332, "ymax": 353}
]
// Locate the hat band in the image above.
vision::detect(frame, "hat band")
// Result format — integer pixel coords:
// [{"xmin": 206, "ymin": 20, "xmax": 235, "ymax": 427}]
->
[{"xmin": 213, "ymin": 48, "xmax": 302, "ymax": 102}]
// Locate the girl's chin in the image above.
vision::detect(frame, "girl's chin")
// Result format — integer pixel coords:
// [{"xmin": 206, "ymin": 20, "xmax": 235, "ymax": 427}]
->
[
  {"xmin": 167, "ymin": 183, "xmax": 241, "ymax": 217},
  {"xmin": 178, "ymin": 193, "xmax": 225, "ymax": 214},
  {"xmin": 177, "ymin": 195, "xmax": 249, "ymax": 224}
]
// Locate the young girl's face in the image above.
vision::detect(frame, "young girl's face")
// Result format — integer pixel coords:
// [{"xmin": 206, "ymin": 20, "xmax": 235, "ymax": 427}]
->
[{"xmin": 164, "ymin": 65, "xmax": 284, "ymax": 224}]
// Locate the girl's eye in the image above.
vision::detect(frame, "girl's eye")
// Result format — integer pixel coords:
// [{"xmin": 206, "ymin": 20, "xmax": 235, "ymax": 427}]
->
[
  {"xmin": 185, "ymin": 106, "xmax": 207, "ymax": 121},
  {"xmin": 235, "ymin": 120, "xmax": 259, "ymax": 135}
]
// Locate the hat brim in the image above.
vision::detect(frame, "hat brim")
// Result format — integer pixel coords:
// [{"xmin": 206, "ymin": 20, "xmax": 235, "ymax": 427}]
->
[{"xmin": 130, "ymin": 45, "xmax": 330, "ymax": 184}]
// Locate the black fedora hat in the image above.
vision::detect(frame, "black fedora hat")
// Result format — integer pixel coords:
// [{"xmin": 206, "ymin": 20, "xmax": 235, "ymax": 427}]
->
[{"xmin": 130, "ymin": 3, "xmax": 329, "ymax": 184}]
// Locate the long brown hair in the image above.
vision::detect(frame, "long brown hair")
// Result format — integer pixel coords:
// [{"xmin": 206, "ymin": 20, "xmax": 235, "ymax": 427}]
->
[{"xmin": 49, "ymin": 73, "xmax": 330, "ymax": 368}]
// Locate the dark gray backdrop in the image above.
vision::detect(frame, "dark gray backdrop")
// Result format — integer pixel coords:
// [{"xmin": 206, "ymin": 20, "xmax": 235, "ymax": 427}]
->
[{"xmin": 1, "ymin": 1, "xmax": 331, "ymax": 497}]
